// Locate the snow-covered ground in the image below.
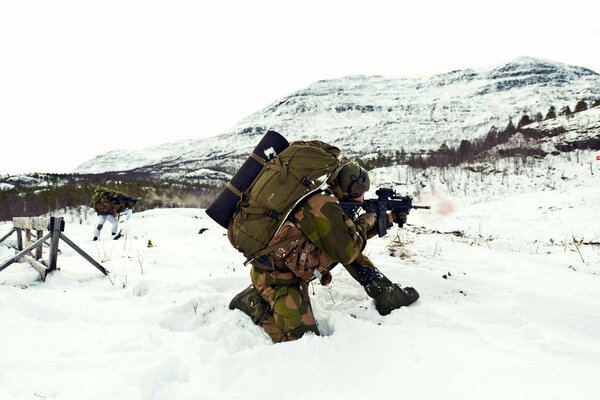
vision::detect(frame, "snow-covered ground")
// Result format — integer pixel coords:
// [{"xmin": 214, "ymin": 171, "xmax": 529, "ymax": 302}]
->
[{"xmin": 1, "ymin": 152, "xmax": 599, "ymax": 400}]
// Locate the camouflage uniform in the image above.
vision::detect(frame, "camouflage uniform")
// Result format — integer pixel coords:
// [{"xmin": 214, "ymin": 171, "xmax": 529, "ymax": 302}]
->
[
  {"xmin": 91, "ymin": 188, "xmax": 136, "ymax": 240},
  {"xmin": 246, "ymin": 191, "xmax": 384, "ymax": 342},
  {"xmin": 230, "ymin": 163, "xmax": 419, "ymax": 342}
]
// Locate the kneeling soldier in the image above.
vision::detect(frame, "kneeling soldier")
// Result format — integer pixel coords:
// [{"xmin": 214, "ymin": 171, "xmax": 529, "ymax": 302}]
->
[{"xmin": 229, "ymin": 162, "xmax": 419, "ymax": 342}]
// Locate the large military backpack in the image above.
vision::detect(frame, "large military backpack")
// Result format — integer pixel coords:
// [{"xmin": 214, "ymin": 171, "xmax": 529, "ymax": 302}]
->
[
  {"xmin": 227, "ymin": 140, "xmax": 342, "ymax": 262},
  {"xmin": 91, "ymin": 187, "xmax": 130, "ymax": 215}
]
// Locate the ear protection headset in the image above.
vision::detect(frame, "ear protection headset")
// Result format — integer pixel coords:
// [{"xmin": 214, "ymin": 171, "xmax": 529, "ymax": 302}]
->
[{"xmin": 348, "ymin": 166, "xmax": 367, "ymax": 197}]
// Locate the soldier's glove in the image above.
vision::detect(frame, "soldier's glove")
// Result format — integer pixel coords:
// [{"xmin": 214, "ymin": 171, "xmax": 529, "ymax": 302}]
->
[
  {"xmin": 395, "ymin": 212, "xmax": 408, "ymax": 227},
  {"xmin": 365, "ymin": 279, "xmax": 419, "ymax": 315}
]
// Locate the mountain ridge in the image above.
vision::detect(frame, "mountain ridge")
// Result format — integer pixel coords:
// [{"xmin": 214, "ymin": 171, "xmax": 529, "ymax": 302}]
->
[{"xmin": 74, "ymin": 57, "xmax": 600, "ymax": 180}]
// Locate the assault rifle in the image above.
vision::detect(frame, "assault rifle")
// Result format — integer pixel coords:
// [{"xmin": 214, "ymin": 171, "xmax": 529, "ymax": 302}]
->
[
  {"xmin": 111, "ymin": 194, "xmax": 138, "ymax": 208},
  {"xmin": 339, "ymin": 187, "xmax": 430, "ymax": 237}
]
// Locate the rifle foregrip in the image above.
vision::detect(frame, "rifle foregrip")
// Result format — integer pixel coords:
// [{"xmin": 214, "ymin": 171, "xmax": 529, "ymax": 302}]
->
[{"xmin": 377, "ymin": 215, "xmax": 387, "ymax": 237}]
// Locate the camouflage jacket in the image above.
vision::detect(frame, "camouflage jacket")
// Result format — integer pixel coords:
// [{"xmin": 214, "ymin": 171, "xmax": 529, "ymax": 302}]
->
[
  {"xmin": 92, "ymin": 187, "xmax": 131, "ymax": 216},
  {"xmin": 267, "ymin": 191, "xmax": 376, "ymax": 282}
]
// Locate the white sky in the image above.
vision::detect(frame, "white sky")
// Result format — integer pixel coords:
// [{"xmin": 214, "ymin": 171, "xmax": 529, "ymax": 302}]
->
[{"xmin": 1, "ymin": 0, "xmax": 599, "ymax": 174}]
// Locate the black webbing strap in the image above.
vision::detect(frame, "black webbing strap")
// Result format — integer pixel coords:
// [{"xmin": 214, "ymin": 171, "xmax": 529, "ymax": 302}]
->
[
  {"xmin": 242, "ymin": 207, "xmax": 281, "ymax": 219},
  {"xmin": 244, "ymin": 233, "xmax": 304, "ymax": 266},
  {"xmin": 301, "ymin": 177, "xmax": 314, "ymax": 187}
]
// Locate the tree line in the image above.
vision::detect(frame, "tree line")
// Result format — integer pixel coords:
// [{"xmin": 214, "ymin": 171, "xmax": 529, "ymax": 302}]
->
[
  {"xmin": 356, "ymin": 98, "xmax": 599, "ymax": 170},
  {"xmin": 0, "ymin": 172, "xmax": 219, "ymax": 221},
  {"xmin": 517, "ymin": 98, "xmax": 599, "ymax": 127},
  {"xmin": 3, "ymin": 99, "xmax": 597, "ymax": 220}
]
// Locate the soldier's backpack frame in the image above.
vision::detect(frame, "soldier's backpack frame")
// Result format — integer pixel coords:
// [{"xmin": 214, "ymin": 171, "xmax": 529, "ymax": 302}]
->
[{"xmin": 206, "ymin": 130, "xmax": 342, "ymax": 264}]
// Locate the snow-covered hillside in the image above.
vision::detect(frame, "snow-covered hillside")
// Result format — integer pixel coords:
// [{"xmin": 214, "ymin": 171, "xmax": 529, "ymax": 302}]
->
[
  {"xmin": 2, "ymin": 150, "xmax": 599, "ymax": 399},
  {"xmin": 74, "ymin": 57, "xmax": 600, "ymax": 181}
]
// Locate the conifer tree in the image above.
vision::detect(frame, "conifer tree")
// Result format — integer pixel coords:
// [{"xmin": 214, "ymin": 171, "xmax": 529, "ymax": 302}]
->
[
  {"xmin": 517, "ymin": 115, "xmax": 533, "ymax": 128},
  {"xmin": 457, "ymin": 140, "xmax": 472, "ymax": 162},
  {"xmin": 545, "ymin": 106, "xmax": 556, "ymax": 120},
  {"xmin": 505, "ymin": 118, "xmax": 516, "ymax": 133},
  {"xmin": 574, "ymin": 100, "xmax": 588, "ymax": 113},
  {"xmin": 399, "ymin": 147, "xmax": 406, "ymax": 163}
]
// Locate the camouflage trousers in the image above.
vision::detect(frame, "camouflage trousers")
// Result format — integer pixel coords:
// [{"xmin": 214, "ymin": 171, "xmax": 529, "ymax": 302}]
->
[
  {"xmin": 248, "ymin": 253, "xmax": 386, "ymax": 342},
  {"xmin": 250, "ymin": 266, "xmax": 319, "ymax": 342}
]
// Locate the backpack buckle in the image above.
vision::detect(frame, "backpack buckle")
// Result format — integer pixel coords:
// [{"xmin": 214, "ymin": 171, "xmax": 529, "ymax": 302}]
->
[
  {"xmin": 301, "ymin": 177, "xmax": 313, "ymax": 187},
  {"xmin": 266, "ymin": 209, "xmax": 280, "ymax": 219}
]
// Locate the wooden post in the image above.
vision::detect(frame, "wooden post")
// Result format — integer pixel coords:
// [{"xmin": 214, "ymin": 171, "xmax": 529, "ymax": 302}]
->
[
  {"xmin": 47, "ymin": 217, "xmax": 63, "ymax": 272},
  {"xmin": 16, "ymin": 228, "xmax": 23, "ymax": 251},
  {"xmin": 35, "ymin": 230, "xmax": 43, "ymax": 260},
  {"xmin": 24, "ymin": 229, "xmax": 33, "ymax": 257}
]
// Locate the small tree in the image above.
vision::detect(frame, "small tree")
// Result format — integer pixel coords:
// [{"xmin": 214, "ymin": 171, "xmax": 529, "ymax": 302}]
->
[
  {"xmin": 517, "ymin": 114, "xmax": 533, "ymax": 128},
  {"xmin": 505, "ymin": 118, "xmax": 516, "ymax": 134},
  {"xmin": 457, "ymin": 139, "xmax": 473, "ymax": 162},
  {"xmin": 398, "ymin": 147, "xmax": 406, "ymax": 163},
  {"xmin": 407, "ymin": 154, "xmax": 427, "ymax": 169},
  {"xmin": 545, "ymin": 106, "xmax": 556, "ymax": 120},
  {"xmin": 560, "ymin": 105, "xmax": 572, "ymax": 116},
  {"xmin": 534, "ymin": 112, "xmax": 543, "ymax": 122},
  {"xmin": 592, "ymin": 99, "xmax": 600, "ymax": 108},
  {"xmin": 574, "ymin": 100, "xmax": 588, "ymax": 113}
]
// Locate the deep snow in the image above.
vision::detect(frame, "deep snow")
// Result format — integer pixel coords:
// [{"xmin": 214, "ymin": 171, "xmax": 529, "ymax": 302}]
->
[{"xmin": 1, "ymin": 152, "xmax": 599, "ymax": 400}]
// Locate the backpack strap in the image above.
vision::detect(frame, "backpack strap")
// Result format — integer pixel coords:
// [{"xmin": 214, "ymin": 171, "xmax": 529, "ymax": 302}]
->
[
  {"xmin": 243, "ymin": 194, "xmax": 282, "ymax": 219},
  {"xmin": 244, "ymin": 207, "xmax": 282, "ymax": 219},
  {"xmin": 249, "ymin": 152, "xmax": 267, "ymax": 165},
  {"xmin": 226, "ymin": 182, "xmax": 243, "ymax": 198},
  {"xmin": 280, "ymin": 160, "xmax": 288, "ymax": 182},
  {"xmin": 250, "ymin": 153, "xmax": 315, "ymax": 188},
  {"xmin": 243, "ymin": 233, "xmax": 304, "ymax": 266}
]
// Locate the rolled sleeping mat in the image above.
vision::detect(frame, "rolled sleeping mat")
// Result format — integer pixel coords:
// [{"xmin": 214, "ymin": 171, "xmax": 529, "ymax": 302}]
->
[{"xmin": 206, "ymin": 130, "xmax": 289, "ymax": 228}]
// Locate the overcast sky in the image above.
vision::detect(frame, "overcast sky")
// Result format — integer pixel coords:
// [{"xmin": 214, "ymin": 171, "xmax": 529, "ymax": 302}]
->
[{"xmin": 1, "ymin": 0, "xmax": 599, "ymax": 174}]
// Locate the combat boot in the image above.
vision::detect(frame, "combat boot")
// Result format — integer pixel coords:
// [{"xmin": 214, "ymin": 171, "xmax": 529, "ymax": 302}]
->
[
  {"xmin": 229, "ymin": 285, "xmax": 269, "ymax": 325},
  {"xmin": 365, "ymin": 279, "xmax": 419, "ymax": 316}
]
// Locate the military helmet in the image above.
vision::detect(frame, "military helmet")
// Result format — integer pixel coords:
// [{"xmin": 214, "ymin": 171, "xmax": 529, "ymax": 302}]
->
[{"xmin": 336, "ymin": 161, "xmax": 370, "ymax": 197}]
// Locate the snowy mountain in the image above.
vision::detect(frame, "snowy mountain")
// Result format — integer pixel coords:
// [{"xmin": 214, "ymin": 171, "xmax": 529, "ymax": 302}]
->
[{"xmin": 74, "ymin": 57, "xmax": 600, "ymax": 182}]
